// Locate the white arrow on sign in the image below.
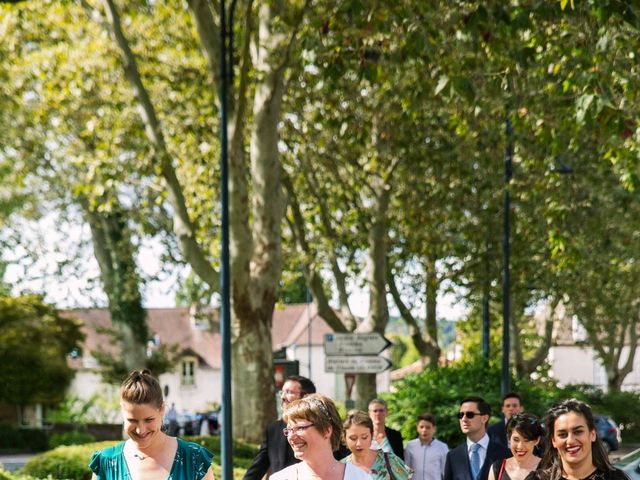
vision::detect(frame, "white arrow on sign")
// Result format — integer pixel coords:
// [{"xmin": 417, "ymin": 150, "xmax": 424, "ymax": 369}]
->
[
  {"xmin": 324, "ymin": 333, "xmax": 392, "ymax": 356},
  {"xmin": 324, "ymin": 355, "xmax": 392, "ymax": 374}
]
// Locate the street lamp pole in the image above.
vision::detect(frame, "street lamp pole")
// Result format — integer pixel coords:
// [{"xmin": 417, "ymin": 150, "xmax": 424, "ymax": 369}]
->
[
  {"xmin": 219, "ymin": 0, "xmax": 234, "ymax": 477},
  {"xmin": 502, "ymin": 108, "xmax": 513, "ymax": 396}
]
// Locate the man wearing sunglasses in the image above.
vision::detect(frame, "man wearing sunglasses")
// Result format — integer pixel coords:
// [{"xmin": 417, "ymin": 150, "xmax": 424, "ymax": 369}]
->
[
  {"xmin": 444, "ymin": 396, "xmax": 510, "ymax": 480},
  {"xmin": 243, "ymin": 375, "xmax": 316, "ymax": 480}
]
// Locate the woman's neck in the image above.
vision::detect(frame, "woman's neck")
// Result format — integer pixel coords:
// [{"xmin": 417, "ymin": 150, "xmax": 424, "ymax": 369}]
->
[
  {"xmin": 131, "ymin": 432, "xmax": 168, "ymax": 456},
  {"xmin": 562, "ymin": 461, "xmax": 597, "ymax": 480},
  {"xmin": 511, "ymin": 454, "xmax": 539, "ymax": 470},
  {"xmin": 351, "ymin": 449, "xmax": 377, "ymax": 471},
  {"xmin": 300, "ymin": 455, "xmax": 342, "ymax": 479}
]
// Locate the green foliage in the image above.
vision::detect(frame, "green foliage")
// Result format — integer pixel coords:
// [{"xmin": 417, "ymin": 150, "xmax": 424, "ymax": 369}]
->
[
  {"xmin": 384, "ymin": 357, "xmax": 564, "ymax": 446},
  {"xmin": 0, "ymin": 467, "xmax": 38, "ymax": 480},
  {"xmin": 46, "ymin": 397, "xmax": 97, "ymax": 425},
  {"xmin": 387, "ymin": 333, "xmax": 420, "ymax": 369},
  {"xmin": 0, "ymin": 295, "xmax": 83, "ymax": 405},
  {"xmin": 21, "ymin": 443, "xmax": 104, "ymax": 480},
  {"xmin": 48, "ymin": 432, "xmax": 96, "ymax": 449},
  {"xmin": 21, "ymin": 438, "xmax": 257, "ymax": 480},
  {"xmin": 278, "ymin": 270, "xmax": 310, "ymax": 305},
  {"xmin": 0, "ymin": 426, "xmax": 48, "ymax": 453},
  {"xmin": 385, "ymin": 358, "xmax": 640, "ymax": 446}
]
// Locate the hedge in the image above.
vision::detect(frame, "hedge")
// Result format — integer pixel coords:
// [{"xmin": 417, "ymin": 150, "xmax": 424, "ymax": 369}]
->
[{"xmin": 19, "ymin": 437, "xmax": 258, "ymax": 480}]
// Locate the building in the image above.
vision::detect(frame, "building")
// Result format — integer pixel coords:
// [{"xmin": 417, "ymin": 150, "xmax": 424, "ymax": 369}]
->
[{"xmin": 64, "ymin": 303, "xmax": 388, "ymax": 420}]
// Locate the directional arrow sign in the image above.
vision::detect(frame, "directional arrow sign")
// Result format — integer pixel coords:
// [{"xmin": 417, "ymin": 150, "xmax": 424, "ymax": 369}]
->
[
  {"xmin": 325, "ymin": 355, "xmax": 392, "ymax": 374},
  {"xmin": 324, "ymin": 333, "xmax": 392, "ymax": 356}
]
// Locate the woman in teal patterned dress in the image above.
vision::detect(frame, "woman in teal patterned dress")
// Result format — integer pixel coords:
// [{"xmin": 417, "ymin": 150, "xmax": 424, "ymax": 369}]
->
[
  {"xmin": 89, "ymin": 369, "xmax": 214, "ymax": 480},
  {"xmin": 341, "ymin": 410, "xmax": 412, "ymax": 480}
]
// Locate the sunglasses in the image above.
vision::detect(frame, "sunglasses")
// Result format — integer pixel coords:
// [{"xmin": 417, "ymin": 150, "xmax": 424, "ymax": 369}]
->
[
  {"xmin": 510, "ymin": 414, "xmax": 539, "ymax": 425},
  {"xmin": 457, "ymin": 411, "xmax": 483, "ymax": 419}
]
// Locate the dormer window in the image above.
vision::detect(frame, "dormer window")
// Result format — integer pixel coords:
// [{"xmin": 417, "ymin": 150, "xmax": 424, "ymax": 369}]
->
[{"xmin": 181, "ymin": 357, "xmax": 196, "ymax": 386}]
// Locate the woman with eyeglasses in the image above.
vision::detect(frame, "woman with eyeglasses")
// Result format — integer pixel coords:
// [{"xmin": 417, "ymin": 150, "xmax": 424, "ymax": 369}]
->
[
  {"xmin": 525, "ymin": 399, "xmax": 629, "ymax": 480},
  {"xmin": 341, "ymin": 410, "xmax": 412, "ymax": 479},
  {"xmin": 488, "ymin": 414, "xmax": 542, "ymax": 480},
  {"xmin": 89, "ymin": 369, "xmax": 214, "ymax": 480},
  {"xmin": 270, "ymin": 394, "xmax": 369, "ymax": 480}
]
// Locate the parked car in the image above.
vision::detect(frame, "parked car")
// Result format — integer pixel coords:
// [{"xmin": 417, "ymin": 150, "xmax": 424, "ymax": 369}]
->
[
  {"xmin": 613, "ymin": 447, "xmax": 640, "ymax": 480},
  {"xmin": 595, "ymin": 414, "xmax": 621, "ymax": 453}
]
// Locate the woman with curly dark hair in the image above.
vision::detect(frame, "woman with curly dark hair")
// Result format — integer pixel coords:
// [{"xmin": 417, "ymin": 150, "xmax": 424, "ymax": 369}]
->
[{"xmin": 526, "ymin": 399, "xmax": 628, "ymax": 480}]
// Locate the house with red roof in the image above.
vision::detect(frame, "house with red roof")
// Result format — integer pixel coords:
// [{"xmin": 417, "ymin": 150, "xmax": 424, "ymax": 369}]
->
[{"xmin": 63, "ymin": 303, "xmax": 367, "ymax": 419}]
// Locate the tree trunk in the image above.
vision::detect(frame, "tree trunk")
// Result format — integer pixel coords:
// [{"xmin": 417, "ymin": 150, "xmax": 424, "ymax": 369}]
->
[
  {"xmin": 355, "ymin": 173, "xmax": 390, "ymax": 406},
  {"xmin": 82, "ymin": 197, "xmax": 147, "ymax": 373},
  {"xmin": 232, "ymin": 304, "xmax": 277, "ymax": 438},
  {"xmin": 424, "ymin": 256, "xmax": 441, "ymax": 366}
]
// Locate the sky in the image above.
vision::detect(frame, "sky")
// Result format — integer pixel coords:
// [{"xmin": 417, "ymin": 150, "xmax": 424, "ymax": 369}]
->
[{"xmin": 4, "ymin": 212, "xmax": 468, "ymax": 320}]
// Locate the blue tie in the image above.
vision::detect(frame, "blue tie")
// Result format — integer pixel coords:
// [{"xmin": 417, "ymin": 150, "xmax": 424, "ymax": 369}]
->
[{"xmin": 470, "ymin": 443, "xmax": 481, "ymax": 480}]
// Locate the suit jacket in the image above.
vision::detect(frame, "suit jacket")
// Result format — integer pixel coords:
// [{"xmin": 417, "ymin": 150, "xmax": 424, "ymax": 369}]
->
[
  {"xmin": 487, "ymin": 421, "xmax": 508, "ymax": 450},
  {"xmin": 243, "ymin": 419, "xmax": 298, "ymax": 480},
  {"xmin": 443, "ymin": 437, "xmax": 510, "ymax": 480},
  {"xmin": 386, "ymin": 426, "xmax": 404, "ymax": 459}
]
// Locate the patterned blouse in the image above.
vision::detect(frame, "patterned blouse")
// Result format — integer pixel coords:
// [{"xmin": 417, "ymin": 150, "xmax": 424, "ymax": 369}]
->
[
  {"xmin": 342, "ymin": 449, "xmax": 413, "ymax": 480},
  {"xmin": 89, "ymin": 438, "xmax": 213, "ymax": 480}
]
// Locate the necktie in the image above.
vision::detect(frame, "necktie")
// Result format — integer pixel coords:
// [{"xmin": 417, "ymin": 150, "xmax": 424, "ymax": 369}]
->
[{"xmin": 470, "ymin": 443, "xmax": 481, "ymax": 480}]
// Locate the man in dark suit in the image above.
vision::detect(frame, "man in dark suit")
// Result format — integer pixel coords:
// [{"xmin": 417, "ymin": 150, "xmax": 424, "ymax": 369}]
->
[
  {"xmin": 487, "ymin": 392, "xmax": 524, "ymax": 450},
  {"xmin": 243, "ymin": 375, "xmax": 316, "ymax": 480},
  {"xmin": 368, "ymin": 398, "xmax": 404, "ymax": 458},
  {"xmin": 444, "ymin": 396, "xmax": 510, "ymax": 480}
]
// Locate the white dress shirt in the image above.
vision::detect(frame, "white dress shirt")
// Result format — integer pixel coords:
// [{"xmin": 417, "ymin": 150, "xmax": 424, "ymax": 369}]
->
[
  {"xmin": 466, "ymin": 434, "xmax": 490, "ymax": 471},
  {"xmin": 405, "ymin": 437, "xmax": 449, "ymax": 480}
]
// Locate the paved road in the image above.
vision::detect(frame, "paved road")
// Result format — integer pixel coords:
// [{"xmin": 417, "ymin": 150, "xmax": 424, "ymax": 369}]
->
[{"xmin": 0, "ymin": 453, "xmax": 34, "ymax": 472}]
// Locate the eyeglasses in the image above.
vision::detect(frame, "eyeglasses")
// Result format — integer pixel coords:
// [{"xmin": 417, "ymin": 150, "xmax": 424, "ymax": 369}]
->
[
  {"xmin": 369, "ymin": 409, "xmax": 386, "ymax": 413},
  {"xmin": 283, "ymin": 423, "xmax": 315, "ymax": 437},
  {"xmin": 457, "ymin": 411, "xmax": 483, "ymax": 419}
]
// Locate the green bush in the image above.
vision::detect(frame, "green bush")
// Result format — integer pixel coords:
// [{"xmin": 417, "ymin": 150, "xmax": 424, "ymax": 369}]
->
[
  {"xmin": 0, "ymin": 426, "xmax": 48, "ymax": 453},
  {"xmin": 48, "ymin": 431, "xmax": 96, "ymax": 449},
  {"xmin": 0, "ymin": 464, "xmax": 43, "ymax": 480},
  {"xmin": 21, "ymin": 443, "xmax": 110, "ymax": 480},
  {"xmin": 20, "ymin": 437, "xmax": 256, "ymax": 480},
  {"xmin": 384, "ymin": 357, "xmax": 640, "ymax": 447},
  {"xmin": 183, "ymin": 435, "xmax": 259, "ymax": 460}
]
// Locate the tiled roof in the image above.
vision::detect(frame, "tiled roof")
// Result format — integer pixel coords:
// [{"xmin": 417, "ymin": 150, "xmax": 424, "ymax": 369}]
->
[{"xmin": 67, "ymin": 303, "xmax": 338, "ymax": 370}]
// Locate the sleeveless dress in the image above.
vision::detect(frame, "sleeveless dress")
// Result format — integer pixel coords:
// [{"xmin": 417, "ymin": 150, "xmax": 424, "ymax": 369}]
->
[{"xmin": 89, "ymin": 437, "xmax": 214, "ymax": 480}]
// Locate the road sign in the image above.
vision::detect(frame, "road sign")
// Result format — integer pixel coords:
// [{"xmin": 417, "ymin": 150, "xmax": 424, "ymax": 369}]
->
[
  {"xmin": 325, "ymin": 355, "xmax": 392, "ymax": 374},
  {"xmin": 324, "ymin": 333, "xmax": 392, "ymax": 356}
]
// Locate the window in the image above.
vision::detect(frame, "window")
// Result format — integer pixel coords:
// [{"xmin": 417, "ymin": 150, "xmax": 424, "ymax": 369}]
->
[{"xmin": 181, "ymin": 359, "xmax": 196, "ymax": 386}]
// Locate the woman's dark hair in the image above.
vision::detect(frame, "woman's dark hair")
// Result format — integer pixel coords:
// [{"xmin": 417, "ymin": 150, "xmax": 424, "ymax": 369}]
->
[
  {"xmin": 506, "ymin": 413, "xmax": 543, "ymax": 441},
  {"xmin": 537, "ymin": 399, "xmax": 616, "ymax": 480}
]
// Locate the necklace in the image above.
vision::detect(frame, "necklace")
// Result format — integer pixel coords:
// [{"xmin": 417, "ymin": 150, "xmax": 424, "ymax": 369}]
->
[{"xmin": 133, "ymin": 452, "xmax": 148, "ymax": 461}]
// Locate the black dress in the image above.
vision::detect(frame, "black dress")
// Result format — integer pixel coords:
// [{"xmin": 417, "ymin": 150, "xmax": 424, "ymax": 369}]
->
[
  {"xmin": 525, "ymin": 467, "xmax": 630, "ymax": 480},
  {"xmin": 491, "ymin": 459, "xmax": 512, "ymax": 480}
]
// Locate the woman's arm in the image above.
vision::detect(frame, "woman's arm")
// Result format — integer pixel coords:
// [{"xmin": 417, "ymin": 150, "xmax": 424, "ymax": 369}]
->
[{"xmin": 202, "ymin": 466, "xmax": 215, "ymax": 480}]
